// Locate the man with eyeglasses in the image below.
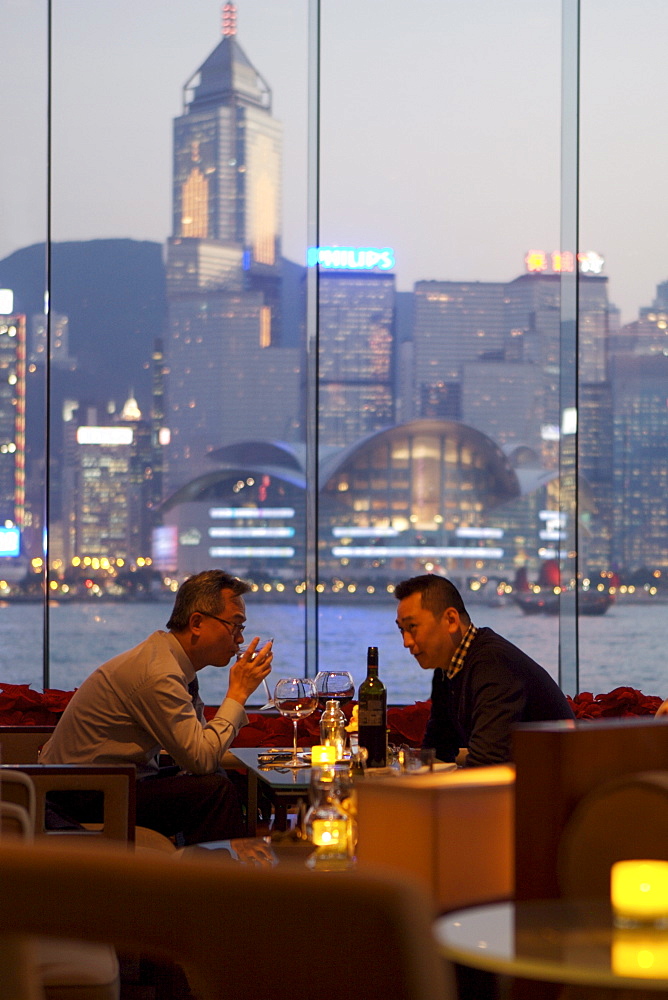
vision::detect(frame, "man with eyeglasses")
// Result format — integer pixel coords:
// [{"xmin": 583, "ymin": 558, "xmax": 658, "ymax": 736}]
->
[
  {"xmin": 394, "ymin": 573, "xmax": 573, "ymax": 768},
  {"xmin": 41, "ymin": 569, "xmax": 272, "ymax": 844}
]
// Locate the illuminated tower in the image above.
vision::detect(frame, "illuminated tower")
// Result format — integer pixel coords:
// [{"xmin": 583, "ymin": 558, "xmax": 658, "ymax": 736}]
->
[
  {"xmin": 166, "ymin": 4, "xmax": 299, "ymax": 492},
  {"xmin": 171, "ymin": 2, "xmax": 281, "ymax": 265},
  {"xmin": 71, "ymin": 424, "xmax": 135, "ymax": 560},
  {"xmin": 66, "ymin": 394, "xmax": 160, "ymax": 563}
]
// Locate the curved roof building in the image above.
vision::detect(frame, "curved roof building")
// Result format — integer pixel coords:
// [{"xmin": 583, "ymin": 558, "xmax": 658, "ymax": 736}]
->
[{"xmin": 157, "ymin": 419, "xmax": 550, "ymax": 581}]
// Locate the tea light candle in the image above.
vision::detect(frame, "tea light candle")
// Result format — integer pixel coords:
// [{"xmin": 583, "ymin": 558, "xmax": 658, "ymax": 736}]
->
[
  {"xmin": 311, "ymin": 744, "xmax": 337, "ymax": 765},
  {"xmin": 611, "ymin": 860, "xmax": 668, "ymax": 928},
  {"xmin": 311, "ymin": 818, "xmax": 347, "ymax": 847}
]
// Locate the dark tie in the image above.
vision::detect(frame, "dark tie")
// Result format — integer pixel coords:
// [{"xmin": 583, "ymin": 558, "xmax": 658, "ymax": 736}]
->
[{"xmin": 188, "ymin": 676, "xmax": 204, "ymax": 721}]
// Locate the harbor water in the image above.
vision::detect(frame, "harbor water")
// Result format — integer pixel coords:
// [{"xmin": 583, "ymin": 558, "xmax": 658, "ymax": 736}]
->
[{"xmin": 0, "ymin": 597, "xmax": 664, "ymax": 706}]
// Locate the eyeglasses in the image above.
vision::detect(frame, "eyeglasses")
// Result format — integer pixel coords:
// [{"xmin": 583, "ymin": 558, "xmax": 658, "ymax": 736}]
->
[{"xmin": 195, "ymin": 610, "xmax": 246, "ymax": 638}]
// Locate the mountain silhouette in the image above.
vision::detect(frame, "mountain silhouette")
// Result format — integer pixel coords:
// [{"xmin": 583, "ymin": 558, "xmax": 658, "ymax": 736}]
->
[{"xmin": 0, "ymin": 239, "xmax": 166, "ymax": 412}]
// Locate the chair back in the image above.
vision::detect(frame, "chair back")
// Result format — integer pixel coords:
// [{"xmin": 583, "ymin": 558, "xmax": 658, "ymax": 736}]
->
[
  {"xmin": 558, "ymin": 770, "xmax": 668, "ymax": 899},
  {"xmin": 0, "ymin": 840, "xmax": 453, "ymax": 1000},
  {"xmin": 1, "ymin": 768, "xmax": 36, "ymax": 824},
  {"xmin": 513, "ymin": 716, "xmax": 668, "ymax": 900},
  {"xmin": 2, "ymin": 764, "xmax": 136, "ymax": 843},
  {"xmin": 0, "ymin": 801, "xmax": 33, "ymax": 839},
  {"xmin": 0, "ymin": 774, "xmax": 121, "ymax": 999}
]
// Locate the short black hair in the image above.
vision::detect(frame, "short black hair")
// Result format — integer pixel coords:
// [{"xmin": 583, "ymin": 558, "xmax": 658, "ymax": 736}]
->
[
  {"xmin": 166, "ymin": 570, "xmax": 250, "ymax": 631},
  {"xmin": 394, "ymin": 573, "xmax": 469, "ymax": 619}
]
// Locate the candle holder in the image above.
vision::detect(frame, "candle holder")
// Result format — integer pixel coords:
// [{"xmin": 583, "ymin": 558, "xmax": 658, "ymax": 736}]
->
[
  {"xmin": 304, "ymin": 764, "xmax": 355, "ymax": 870},
  {"xmin": 611, "ymin": 860, "xmax": 668, "ymax": 929},
  {"xmin": 311, "ymin": 745, "xmax": 337, "ymax": 766},
  {"xmin": 305, "ymin": 811, "xmax": 352, "ymax": 870}
]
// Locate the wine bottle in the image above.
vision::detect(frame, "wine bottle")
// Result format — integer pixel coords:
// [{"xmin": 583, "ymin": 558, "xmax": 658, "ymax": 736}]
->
[{"xmin": 358, "ymin": 646, "xmax": 387, "ymax": 767}]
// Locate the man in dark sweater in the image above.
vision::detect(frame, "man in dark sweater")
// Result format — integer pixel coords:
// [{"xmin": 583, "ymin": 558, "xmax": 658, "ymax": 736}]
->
[{"xmin": 394, "ymin": 573, "xmax": 574, "ymax": 766}]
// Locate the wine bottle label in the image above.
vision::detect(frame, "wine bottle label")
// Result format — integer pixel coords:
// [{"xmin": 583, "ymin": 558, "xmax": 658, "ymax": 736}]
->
[{"xmin": 359, "ymin": 699, "xmax": 384, "ymax": 726}]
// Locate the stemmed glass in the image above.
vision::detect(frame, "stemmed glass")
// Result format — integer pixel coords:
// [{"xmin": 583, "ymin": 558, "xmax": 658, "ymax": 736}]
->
[
  {"xmin": 274, "ymin": 677, "xmax": 318, "ymax": 767},
  {"xmin": 315, "ymin": 671, "xmax": 355, "ymax": 711}
]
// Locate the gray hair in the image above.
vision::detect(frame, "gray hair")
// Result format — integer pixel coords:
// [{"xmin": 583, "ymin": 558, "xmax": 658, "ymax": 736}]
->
[{"xmin": 166, "ymin": 570, "xmax": 250, "ymax": 632}]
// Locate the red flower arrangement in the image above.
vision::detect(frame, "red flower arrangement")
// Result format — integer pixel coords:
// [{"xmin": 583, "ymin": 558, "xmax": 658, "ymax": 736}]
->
[
  {"xmin": 0, "ymin": 683, "xmax": 74, "ymax": 726},
  {"xmin": 0, "ymin": 683, "xmax": 664, "ymax": 746},
  {"xmin": 567, "ymin": 686, "xmax": 663, "ymax": 720}
]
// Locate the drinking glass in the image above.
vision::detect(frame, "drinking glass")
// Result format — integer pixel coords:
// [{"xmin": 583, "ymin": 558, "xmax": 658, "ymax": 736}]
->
[
  {"xmin": 314, "ymin": 670, "xmax": 355, "ymax": 711},
  {"xmin": 237, "ymin": 638, "xmax": 274, "ymax": 709},
  {"xmin": 273, "ymin": 677, "xmax": 318, "ymax": 767}
]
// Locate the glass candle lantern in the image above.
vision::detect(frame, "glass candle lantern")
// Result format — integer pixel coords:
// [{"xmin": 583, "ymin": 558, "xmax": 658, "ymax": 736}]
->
[
  {"xmin": 611, "ymin": 860, "xmax": 668, "ymax": 929},
  {"xmin": 311, "ymin": 744, "xmax": 337, "ymax": 765},
  {"xmin": 311, "ymin": 817, "xmax": 348, "ymax": 847}
]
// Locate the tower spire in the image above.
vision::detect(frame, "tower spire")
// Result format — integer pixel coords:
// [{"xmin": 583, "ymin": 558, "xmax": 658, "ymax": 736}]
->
[{"xmin": 221, "ymin": 3, "xmax": 237, "ymax": 37}]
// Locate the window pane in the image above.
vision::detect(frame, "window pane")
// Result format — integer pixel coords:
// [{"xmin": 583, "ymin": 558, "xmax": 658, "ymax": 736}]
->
[
  {"xmin": 0, "ymin": 0, "xmax": 48, "ymax": 688},
  {"xmin": 9, "ymin": 2, "xmax": 646, "ymax": 707},
  {"xmin": 44, "ymin": 1, "xmax": 309, "ymax": 702},
  {"xmin": 317, "ymin": 1, "xmax": 562, "ymax": 701},
  {"xmin": 578, "ymin": 0, "xmax": 668, "ymax": 699}
]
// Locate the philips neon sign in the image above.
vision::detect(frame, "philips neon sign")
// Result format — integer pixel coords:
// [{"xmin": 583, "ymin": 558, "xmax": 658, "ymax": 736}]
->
[{"xmin": 307, "ymin": 246, "xmax": 395, "ymax": 271}]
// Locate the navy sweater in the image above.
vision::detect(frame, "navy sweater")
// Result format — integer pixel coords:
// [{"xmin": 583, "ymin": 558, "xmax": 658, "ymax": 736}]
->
[{"xmin": 423, "ymin": 627, "xmax": 574, "ymax": 766}]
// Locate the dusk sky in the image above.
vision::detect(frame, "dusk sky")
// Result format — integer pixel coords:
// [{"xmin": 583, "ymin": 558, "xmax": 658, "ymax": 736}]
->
[{"xmin": 2, "ymin": 0, "xmax": 667, "ymax": 324}]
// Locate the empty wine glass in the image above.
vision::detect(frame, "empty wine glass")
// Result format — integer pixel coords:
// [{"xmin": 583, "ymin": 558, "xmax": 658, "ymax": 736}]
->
[
  {"xmin": 315, "ymin": 671, "xmax": 355, "ymax": 711},
  {"xmin": 274, "ymin": 677, "xmax": 318, "ymax": 767}
]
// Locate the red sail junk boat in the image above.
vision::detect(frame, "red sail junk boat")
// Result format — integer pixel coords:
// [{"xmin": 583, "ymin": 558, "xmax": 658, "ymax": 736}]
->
[{"xmin": 512, "ymin": 562, "xmax": 615, "ymax": 616}]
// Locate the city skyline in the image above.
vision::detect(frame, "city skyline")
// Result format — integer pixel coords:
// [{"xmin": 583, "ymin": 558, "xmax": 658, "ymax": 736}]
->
[{"xmin": 3, "ymin": 0, "xmax": 668, "ymax": 325}]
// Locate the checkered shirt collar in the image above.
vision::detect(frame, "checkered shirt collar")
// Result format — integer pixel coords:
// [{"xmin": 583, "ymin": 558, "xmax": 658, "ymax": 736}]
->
[{"xmin": 445, "ymin": 621, "xmax": 478, "ymax": 680}]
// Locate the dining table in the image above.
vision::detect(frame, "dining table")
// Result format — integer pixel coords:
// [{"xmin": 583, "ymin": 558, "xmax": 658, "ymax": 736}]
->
[
  {"xmin": 226, "ymin": 746, "xmax": 314, "ymax": 835},
  {"xmin": 435, "ymin": 897, "xmax": 668, "ymax": 994},
  {"xmin": 226, "ymin": 744, "xmax": 430, "ymax": 835}
]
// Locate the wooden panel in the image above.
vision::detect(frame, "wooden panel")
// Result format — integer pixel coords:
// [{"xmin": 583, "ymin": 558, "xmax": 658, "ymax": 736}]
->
[
  {"xmin": 0, "ymin": 726, "xmax": 55, "ymax": 763},
  {"xmin": 356, "ymin": 765, "xmax": 515, "ymax": 912}
]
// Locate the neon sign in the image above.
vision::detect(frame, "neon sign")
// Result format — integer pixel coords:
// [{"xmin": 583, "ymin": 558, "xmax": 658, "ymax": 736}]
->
[
  {"xmin": 332, "ymin": 545, "xmax": 504, "ymax": 559},
  {"xmin": 76, "ymin": 427, "xmax": 133, "ymax": 445},
  {"xmin": 0, "ymin": 526, "xmax": 20, "ymax": 557},
  {"xmin": 307, "ymin": 246, "xmax": 395, "ymax": 271},
  {"xmin": 524, "ymin": 250, "xmax": 605, "ymax": 275}
]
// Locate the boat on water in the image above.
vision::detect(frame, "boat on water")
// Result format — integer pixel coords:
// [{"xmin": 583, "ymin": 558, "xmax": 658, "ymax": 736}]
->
[
  {"xmin": 512, "ymin": 561, "xmax": 615, "ymax": 616},
  {"xmin": 513, "ymin": 590, "xmax": 614, "ymax": 616}
]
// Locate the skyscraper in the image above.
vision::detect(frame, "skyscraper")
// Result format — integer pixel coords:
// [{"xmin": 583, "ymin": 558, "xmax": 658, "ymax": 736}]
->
[
  {"xmin": 317, "ymin": 270, "xmax": 395, "ymax": 448},
  {"xmin": 610, "ymin": 353, "xmax": 668, "ymax": 570},
  {"xmin": 410, "ymin": 280, "xmax": 508, "ymax": 421},
  {"xmin": 171, "ymin": 2, "xmax": 281, "ymax": 263},
  {"xmin": 0, "ymin": 302, "xmax": 26, "ymax": 534},
  {"xmin": 578, "ymin": 380, "xmax": 614, "ymax": 570},
  {"xmin": 63, "ymin": 395, "xmax": 159, "ymax": 563},
  {"xmin": 69, "ymin": 424, "xmax": 136, "ymax": 561},
  {"xmin": 166, "ymin": 4, "xmax": 300, "ymax": 492}
]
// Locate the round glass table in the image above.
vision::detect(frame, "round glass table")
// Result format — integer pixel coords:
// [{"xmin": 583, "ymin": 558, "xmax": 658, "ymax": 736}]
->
[{"xmin": 435, "ymin": 899, "xmax": 668, "ymax": 991}]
